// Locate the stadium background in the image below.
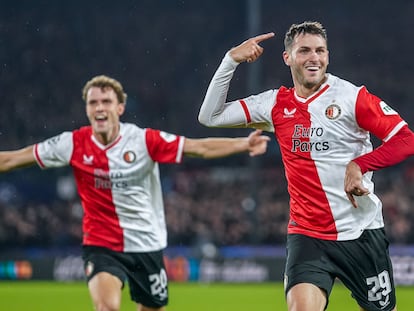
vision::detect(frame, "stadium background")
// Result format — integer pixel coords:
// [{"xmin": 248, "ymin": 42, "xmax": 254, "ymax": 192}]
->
[{"xmin": 1, "ymin": 0, "xmax": 414, "ymax": 287}]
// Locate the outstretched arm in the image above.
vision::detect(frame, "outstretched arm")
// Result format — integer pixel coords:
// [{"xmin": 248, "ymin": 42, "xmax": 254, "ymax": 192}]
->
[
  {"xmin": 183, "ymin": 129, "xmax": 270, "ymax": 159},
  {"xmin": 0, "ymin": 145, "xmax": 37, "ymax": 173}
]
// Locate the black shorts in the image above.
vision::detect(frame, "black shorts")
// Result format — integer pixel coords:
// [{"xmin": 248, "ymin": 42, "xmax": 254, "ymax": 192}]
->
[
  {"xmin": 82, "ymin": 246, "xmax": 168, "ymax": 308},
  {"xmin": 284, "ymin": 229, "xmax": 396, "ymax": 311}
]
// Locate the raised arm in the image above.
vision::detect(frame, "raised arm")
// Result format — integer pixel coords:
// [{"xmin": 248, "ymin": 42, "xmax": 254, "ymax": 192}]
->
[
  {"xmin": 0, "ymin": 145, "xmax": 37, "ymax": 173},
  {"xmin": 198, "ymin": 33, "xmax": 275, "ymax": 128},
  {"xmin": 183, "ymin": 129, "xmax": 270, "ymax": 159},
  {"xmin": 229, "ymin": 32, "xmax": 275, "ymax": 63}
]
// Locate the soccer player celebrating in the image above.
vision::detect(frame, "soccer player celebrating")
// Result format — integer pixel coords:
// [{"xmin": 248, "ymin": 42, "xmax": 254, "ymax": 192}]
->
[
  {"xmin": 198, "ymin": 21, "xmax": 414, "ymax": 311},
  {"xmin": 0, "ymin": 75, "xmax": 270, "ymax": 311}
]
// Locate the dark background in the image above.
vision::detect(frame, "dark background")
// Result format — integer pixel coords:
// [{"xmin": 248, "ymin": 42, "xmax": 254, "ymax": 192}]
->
[{"xmin": 1, "ymin": 0, "xmax": 414, "ymax": 248}]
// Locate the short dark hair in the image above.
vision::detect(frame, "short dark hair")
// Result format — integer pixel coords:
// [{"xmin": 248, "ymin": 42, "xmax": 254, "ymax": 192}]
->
[
  {"xmin": 284, "ymin": 21, "xmax": 327, "ymax": 51},
  {"xmin": 82, "ymin": 75, "xmax": 127, "ymax": 104}
]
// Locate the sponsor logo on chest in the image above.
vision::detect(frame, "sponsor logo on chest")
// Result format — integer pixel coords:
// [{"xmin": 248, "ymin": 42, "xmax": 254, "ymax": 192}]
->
[
  {"xmin": 286, "ymin": 101, "xmax": 343, "ymax": 153},
  {"xmin": 291, "ymin": 124, "xmax": 330, "ymax": 152}
]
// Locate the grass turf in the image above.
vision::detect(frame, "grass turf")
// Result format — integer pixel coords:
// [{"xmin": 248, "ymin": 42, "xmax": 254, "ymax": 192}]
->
[{"xmin": 0, "ymin": 281, "xmax": 412, "ymax": 310}]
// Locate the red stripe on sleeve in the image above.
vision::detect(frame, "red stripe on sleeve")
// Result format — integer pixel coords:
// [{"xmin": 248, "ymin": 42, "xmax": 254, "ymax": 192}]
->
[
  {"xmin": 239, "ymin": 100, "xmax": 251, "ymax": 123},
  {"xmin": 34, "ymin": 144, "xmax": 45, "ymax": 168}
]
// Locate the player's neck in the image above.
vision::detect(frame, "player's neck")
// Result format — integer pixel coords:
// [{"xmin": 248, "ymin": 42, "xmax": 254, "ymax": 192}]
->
[
  {"xmin": 294, "ymin": 75, "xmax": 328, "ymax": 99},
  {"xmin": 93, "ymin": 125, "xmax": 120, "ymax": 146}
]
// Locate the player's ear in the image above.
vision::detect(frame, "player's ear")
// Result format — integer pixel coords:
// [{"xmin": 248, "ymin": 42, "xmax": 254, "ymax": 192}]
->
[
  {"xmin": 282, "ymin": 51, "xmax": 290, "ymax": 66},
  {"xmin": 117, "ymin": 103, "xmax": 126, "ymax": 116},
  {"xmin": 327, "ymin": 49, "xmax": 330, "ymax": 66}
]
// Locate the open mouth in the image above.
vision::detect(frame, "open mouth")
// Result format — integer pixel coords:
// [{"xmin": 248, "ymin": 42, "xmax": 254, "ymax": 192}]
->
[
  {"xmin": 94, "ymin": 115, "xmax": 108, "ymax": 125},
  {"xmin": 305, "ymin": 65, "xmax": 319, "ymax": 72}
]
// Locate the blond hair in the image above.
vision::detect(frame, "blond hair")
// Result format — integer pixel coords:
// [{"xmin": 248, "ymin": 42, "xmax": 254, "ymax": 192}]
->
[{"xmin": 82, "ymin": 75, "xmax": 127, "ymax": 104}]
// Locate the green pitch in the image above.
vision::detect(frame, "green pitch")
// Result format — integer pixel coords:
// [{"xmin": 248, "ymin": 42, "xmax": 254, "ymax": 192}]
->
[{"xmin": 0, "ymin": 281, "xmax": 412, "ymax": 310}]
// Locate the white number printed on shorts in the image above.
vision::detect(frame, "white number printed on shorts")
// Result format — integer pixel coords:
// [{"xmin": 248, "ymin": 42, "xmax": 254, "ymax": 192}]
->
[
  {"xmin": 149, "ymin": 268, "xmax": 168, "ymax": 300},
  {"xmin": 366, "ymin": 270, "xmax": 392, "ymax": 307}
]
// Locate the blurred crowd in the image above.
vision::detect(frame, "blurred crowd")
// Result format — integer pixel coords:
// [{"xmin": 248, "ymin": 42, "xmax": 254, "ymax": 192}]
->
[
  {"xmin": 1, "ymin": 1, "xmax": 414, "ymax": 250},
  {"xmin": 1, "ymin": 161, "xmax": 414, "ymax": 249}
]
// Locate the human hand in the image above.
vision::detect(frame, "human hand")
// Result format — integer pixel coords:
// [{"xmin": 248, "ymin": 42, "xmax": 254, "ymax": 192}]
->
[
  {"xmin": 229, "ymin": 32, "xmax": 275, "ymax": 63},
  {"xmin": 344, "ymin": 161, "xmax": 370, "ymax": 208},
  {"xmin": 247, "ymin": 129, "xmax": 270, "ymax": 156}
]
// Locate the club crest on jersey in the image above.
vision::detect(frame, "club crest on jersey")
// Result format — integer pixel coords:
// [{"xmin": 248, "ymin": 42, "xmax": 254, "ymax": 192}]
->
[
  {"xmin": 380, "ymin": 101, "xmax": 397, "ymax": 115},
  {"xmin": 283, "ymin": 107, "xmax": 296, "ymax": 118},
  {"xmin": 325, "ymin": 104, "xmax": 341, "ymax": 120},
  {"xmin": 160, "ymin": 131, "xmax": 177, "ymax": 143},
  {"xmin": 123, "ymin": 151, "xmax": 136, "ymax": 163}
]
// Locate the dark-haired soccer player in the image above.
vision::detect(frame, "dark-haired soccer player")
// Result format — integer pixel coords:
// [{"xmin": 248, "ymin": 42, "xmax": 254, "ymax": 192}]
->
[{"xmin": 198, "ymin": 21, "xmax": 414, "ymax": 311}]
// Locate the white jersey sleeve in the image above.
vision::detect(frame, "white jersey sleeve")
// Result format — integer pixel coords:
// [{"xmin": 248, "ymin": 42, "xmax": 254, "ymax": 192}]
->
[
  {"xmin": 199, "ymin": 52, "xmax": 276, "ymax": 132},
  {"xmin": 34, "ymin": 132, "xmax": 73, "ymax": 168}
]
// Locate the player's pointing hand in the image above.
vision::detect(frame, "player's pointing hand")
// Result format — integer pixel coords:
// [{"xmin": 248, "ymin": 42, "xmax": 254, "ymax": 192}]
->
[
  {"xmin": 229, "ymin": 32, "xmax": 275, "ymax": 63},
  {"xmin": 344, "ymin": 161, "xmax": 370, "ymax": 208}
]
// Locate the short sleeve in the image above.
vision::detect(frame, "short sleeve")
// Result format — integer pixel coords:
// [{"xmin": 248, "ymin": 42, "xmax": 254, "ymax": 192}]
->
[
  {"xmin": 145, "ymin": 128, "xmax": 185, "ymax": 163},
  {"xmin": 34, "ymin": 132, "xmax": 74, "ymax": 168}
]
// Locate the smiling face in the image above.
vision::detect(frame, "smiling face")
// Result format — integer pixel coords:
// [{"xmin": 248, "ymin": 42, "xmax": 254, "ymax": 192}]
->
[
  {"xmin": 283, "ymin": 33, "xmax": 329, "ymax": 97},
  {"xmin": 85, "ymin": 86, "xmax": 125, "ymax": 145}
]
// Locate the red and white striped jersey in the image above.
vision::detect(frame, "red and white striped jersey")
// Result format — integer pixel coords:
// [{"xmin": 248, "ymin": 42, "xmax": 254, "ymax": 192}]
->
[
  {"xmin": 34, "ymin": 122, "xmax": 185, "ymax": 252},
  {"xmin": 199, "ymin": 54, "xmax": 407, "ymax": 241}
]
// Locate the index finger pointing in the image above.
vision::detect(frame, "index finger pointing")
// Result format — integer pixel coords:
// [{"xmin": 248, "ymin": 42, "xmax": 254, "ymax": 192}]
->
[
  {"xmin": 253, "ymin": 32, "xmax": 275, "ymax": 43},
  {"xmin": 346, "ymin": 192, "xmax": 358, "ymax": 208}
]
